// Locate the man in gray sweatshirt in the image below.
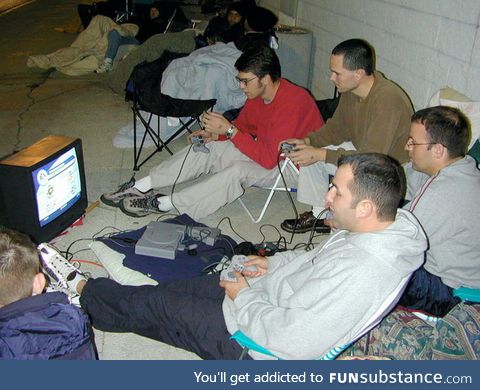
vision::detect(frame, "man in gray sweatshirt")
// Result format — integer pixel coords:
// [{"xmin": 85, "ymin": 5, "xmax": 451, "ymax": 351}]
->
[
  {"xmin": 399, "ymin": 106, "xmax": 480, "ymax": 317},
  {"xmin": 41, "ymin": 153, "xmax": 426, "ymax": 360}
]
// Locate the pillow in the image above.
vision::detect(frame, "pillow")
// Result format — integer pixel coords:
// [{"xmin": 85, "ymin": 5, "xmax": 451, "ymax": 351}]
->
[
  {"xmin": 428, "ymin": 88, "xmax": 480, "ymax": 150},
  {"xmin": 431, "ymin": 303, "xmax": 480, "ymax": 359},
  {"xmin": 89, "ymin": 241, "xmax": 158, "ymax": 286}
]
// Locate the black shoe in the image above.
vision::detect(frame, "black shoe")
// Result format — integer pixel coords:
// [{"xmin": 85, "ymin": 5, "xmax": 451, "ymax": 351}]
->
[{"xmin": 281, "ymin": 211, "xmax": 331, "ymax": 234}]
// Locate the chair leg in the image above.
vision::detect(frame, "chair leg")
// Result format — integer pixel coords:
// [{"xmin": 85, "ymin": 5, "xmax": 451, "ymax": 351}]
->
[
  {"xmin": 132, "ymin": 109, "xmax": 205, "ymax": 171},
  {"xmin": 238, "ymin": 158, "xmax": 298, "ymax": 223}
]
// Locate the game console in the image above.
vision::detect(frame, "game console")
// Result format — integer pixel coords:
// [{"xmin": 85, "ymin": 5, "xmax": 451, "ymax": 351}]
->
[
  {"xmin": 220, "ymin": 255, "xmax": 258, "ymax": 282},
  {"xmin": 191, "ymin": 135, "xmax": 209, "ymax": 153},
  {"xmin": 135, "ymin": 221, "xmax": 221, "ymax": 260},
  {"xmin": 135, "ymin": 221, "xmax": 187, "ymax": 260}
]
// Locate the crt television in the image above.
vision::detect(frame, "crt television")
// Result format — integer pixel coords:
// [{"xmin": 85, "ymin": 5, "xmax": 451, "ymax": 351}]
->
[{"xmin": 0, "ymin": 135, "xmax": 88, "ymax": 243}]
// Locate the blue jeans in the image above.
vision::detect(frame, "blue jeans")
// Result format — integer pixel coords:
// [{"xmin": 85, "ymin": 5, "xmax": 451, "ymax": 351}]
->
[{"xmin": 105, "ymin": 30, "xmax": 139, "ymax": 61}]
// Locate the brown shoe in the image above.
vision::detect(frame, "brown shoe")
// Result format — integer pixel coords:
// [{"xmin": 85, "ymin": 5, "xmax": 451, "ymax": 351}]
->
[{"xmin": 281, "ymin": 211, "xmax": 331, "ymax": 234}]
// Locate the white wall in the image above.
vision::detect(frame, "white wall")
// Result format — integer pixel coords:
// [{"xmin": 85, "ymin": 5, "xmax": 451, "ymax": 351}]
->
[{"xmin": 261, "ymin": 0, "xmax": 480, "ymax": 109}]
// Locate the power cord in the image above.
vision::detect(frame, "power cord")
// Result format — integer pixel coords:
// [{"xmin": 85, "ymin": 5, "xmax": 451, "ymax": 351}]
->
[
  {"xmin": 216, "ymin": 216, "xmax": 249, "ymax": 242},
  {"xmin": 169, "ymin": 144, "xmax": 194, "ymax": 215}
]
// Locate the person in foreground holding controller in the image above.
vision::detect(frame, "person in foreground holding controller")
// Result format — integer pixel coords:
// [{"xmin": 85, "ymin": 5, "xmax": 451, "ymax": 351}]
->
[
  {"xmin": 100, "ymin": 45, "xmax": 323, "ymax": 220},
  {"xmin": 42, "ymin": 153, "xmax": 426, "ymax": 359},
  {"xmin": 280, "ymin": 38, "xmax": 413, "ymax": 234},
  {"xmin": 0, "ymin": 229, "xmax": 96, "ymax": 359},
  {"xmin": 398, "ymin": 106, "xmax": 480, "ymax": 317}
]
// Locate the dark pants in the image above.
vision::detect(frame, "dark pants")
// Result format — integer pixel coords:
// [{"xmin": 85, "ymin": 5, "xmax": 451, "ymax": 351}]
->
[
  {"xmin": 399, "ymin": 267, "xmax": 460, "ymax": 317},
  {"xmin": 80, "ymin": 274, "xmax": 248, "ymax": 359}
]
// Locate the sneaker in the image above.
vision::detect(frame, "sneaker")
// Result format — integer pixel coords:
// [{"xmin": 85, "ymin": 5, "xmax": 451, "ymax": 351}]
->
[
  {"xmin": 38, "ymin": 243, "xmax": 87, "ymax": 295},
  {"xmin": 45, "ymin": 282, "xmax": 81, "ymax": 306},
  {"xmin": 95, "ymin": 58, "xmax": 113, "ymax": 73},
  {"xmin": 100, "ymin": 177, "xmax": 161, "ymax": 207},
  {"xmin": 120, "ymin": 195, "xmax": 162, "ymax": 217},
  {"xmin": 280, "ymin": 211, "xmax": 331, "ymax": 234}
]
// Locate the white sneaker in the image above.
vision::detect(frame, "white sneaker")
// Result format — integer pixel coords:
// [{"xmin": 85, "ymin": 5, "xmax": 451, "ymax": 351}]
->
[
  {"xmin": 38, "ymin": 243, "xmax": 88, "ymax": 295},
  {"xmin": 95, "ymin": 58, "xmax": 113, "ymax": 73},
  {"xmin": 45, "ymin": 283, "xmax": 81, "ymax": 306}
]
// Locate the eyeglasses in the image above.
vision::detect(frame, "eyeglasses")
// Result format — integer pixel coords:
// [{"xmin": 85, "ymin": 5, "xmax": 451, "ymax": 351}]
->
[
  {"xmin": 235, "ymin": 76, "xmax": 258, "ymax": 87},
  {"xmin": 405, "ymin": 138, "xmax": 437, "ymax": 148}
]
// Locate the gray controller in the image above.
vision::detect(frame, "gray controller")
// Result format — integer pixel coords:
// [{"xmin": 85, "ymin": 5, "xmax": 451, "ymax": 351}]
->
[
  {"xmin": 280, "ymin": 142, "xmax": 296, "ymax": 153},
  {"xmin": 191, "ymin": 135, "xmax": 209, "ymax": 153},
  {"xmin": 220, "ymin": 255, "xmax": 258, "ymax": 282}
]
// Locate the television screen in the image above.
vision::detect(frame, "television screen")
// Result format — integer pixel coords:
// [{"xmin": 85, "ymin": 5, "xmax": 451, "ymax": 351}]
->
[
  {"xmin": 0, "ymin": 135, "xmax": 88, "ymax": 243},
  {"xmin": 32, "ymin": 147, "xmax": 82, "ymax": 227}
]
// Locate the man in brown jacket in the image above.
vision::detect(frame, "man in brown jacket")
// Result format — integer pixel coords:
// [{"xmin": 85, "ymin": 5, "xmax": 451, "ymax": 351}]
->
[{"xmin": 281, "ymin": 38, "xmax": 413, "ymax": 234}]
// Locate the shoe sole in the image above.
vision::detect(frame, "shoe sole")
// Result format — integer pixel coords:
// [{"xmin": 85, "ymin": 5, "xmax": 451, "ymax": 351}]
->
[
  {"xmin": 100, "ymin": 194, "xmax": 122, "ymax": 208},
  {"xmin": 118, "ymin": 198, "xmax": 166, "ymax": 218},
  {"xmin": 100, "ymin": 191, "xmax": 165, "ymax": 209},
  {"xmin": 280, "ymin": 222, "xmax": 331, "ymax": 234}
]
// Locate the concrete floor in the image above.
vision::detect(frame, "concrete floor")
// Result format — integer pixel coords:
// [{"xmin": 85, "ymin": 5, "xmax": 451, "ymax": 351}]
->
[{"xmin": 0, "ymin": 0, "xmax": 325, "ymax": 359}]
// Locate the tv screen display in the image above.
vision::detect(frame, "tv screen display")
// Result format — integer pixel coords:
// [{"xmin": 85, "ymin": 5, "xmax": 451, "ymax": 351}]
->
[
  {"xmin": 32, "ymin": 147, "xmax": 82, "ymax": 227},
  {"xmin": 0, "ymin": 135, "xmax": 88, "ymax": 243}
]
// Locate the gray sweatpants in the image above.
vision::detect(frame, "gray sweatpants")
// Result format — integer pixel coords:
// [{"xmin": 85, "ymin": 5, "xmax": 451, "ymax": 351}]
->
[
  {"xmin": 296, "ymin": 142, "xmax": 356, "ymax": 209},
  {"xmin": 296, "ymin": 161, "xmax": 337, "ymax": 209},
  {"xmin": 148, "ymin": 141, "xmax": 296, "ymax": 220}
]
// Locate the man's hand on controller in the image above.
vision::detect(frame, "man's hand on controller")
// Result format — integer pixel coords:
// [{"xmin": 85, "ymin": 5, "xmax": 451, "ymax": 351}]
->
[
  {"xmin": 202, "ymin": 111, "xmax": 232, "ymax": 135},
  {"xmin": 242, "ymin": 255, "xmax": 268, "ymax": 278},
  {"xmin": 220, "ymin": 272, "xmax": 249, "ymax": 300},
  {"xmin": 288, "ymin": 144, "xmax": 327, "ymax": 167},
  {"xmin": 189, "ymin": 130, "xmax": 217, "ymax": 143},
  {"xmin": 279, "ymin": 138, "xmax": 305, "ymax": 151}
]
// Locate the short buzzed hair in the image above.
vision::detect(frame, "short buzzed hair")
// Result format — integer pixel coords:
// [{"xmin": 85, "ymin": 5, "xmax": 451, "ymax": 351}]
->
[
  {"xmin": 0, "ymin": 229, "xmax": 40, "ymax": 307},
  {"xmin": 332, "ymin": 39, "xmax": 375, "ymax": 75},
  {"xmin": 411, "ymin": 106, "xmax": 470, "ymax": 158},
  {"xmin": 338, "ymin": 153, "xmax": 404, "ymax": 221}
]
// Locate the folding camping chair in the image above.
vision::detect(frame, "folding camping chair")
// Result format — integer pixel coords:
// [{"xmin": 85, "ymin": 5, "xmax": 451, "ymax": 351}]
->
[
  {"xmin": 114, "ymin": 0, "xmax": 133, "ymax": 23},
  {"xmin": 126, "ymin": 50, "xmax": 216, "ymax": 171},
  {"xmin": 131, "ymin": 95, "xmax": 216, "ymax": 170},
  {"xmin": 232, "ymin": 274, "xmax": 412, "ymax": 360},
  {"xmin": 237, "ymin": 157, "xmax": 299, "ymax": 223}
]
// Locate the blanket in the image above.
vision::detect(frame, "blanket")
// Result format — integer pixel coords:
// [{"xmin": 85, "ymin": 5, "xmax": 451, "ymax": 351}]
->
[
  {"xmin": 161, "ymin": 42, "xmax": 246, "ymax": 113},
  {"xmin": 94, "ymin": 214, "xmax": 236, "ymax": 283},
  {"xmin": 27, "ymin": 15, "xmax": 138, "ymax": 76},
  {"xmin": 108, "ymin": 30, "xmax": 197, "ymax": 94}
]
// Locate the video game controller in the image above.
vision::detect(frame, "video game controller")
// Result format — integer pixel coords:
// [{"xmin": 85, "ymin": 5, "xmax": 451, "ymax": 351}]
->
[
  {"xmin": 220, "ymin": 255, "xmax": 258, "ymax": 282},
  {"xmin": 191, "ymin": 135, "xmax": 209, "ymax": 153},
  {"xmin": 280, "ymin": 142, "xmax": 296, "ymax": 153}
]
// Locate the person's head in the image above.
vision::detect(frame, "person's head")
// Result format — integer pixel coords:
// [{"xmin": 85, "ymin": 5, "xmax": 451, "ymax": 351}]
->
[
  {"xmin": 244, "ymin": 6, "xmax": 278, "ymax": 32},
  {"xmin": 325, "ymin": 153, "xmax": 404, "ymax": 231},
  {"xmin": 0, "ymin": 229, "xmax": 45, "ymax": 308},
  {"xmin": 203, "ymin": 16, "xmax": 230, "ymax": 44},
  {"xmin": 406, "ymin": 106, "xmax": 469, "ymax": 175},
  {"xmin": 234, "ymin": 44, "xmax": 281, "ymax": 99},
  {"xmin": 329, "ymin": 39, "xmax": 375, "ymax": 93},
  {"xmin": 226, "ymin": 2, "xmax": 247, "ymax": 26},
  {"xmin": 150, "ymin": 2, "xmax": 161, "ymax": 20}
]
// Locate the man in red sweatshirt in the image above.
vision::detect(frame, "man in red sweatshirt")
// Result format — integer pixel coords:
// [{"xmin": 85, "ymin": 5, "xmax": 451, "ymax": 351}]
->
[{"xmin": 101, "ymin": 45, "xmax": 323, "ymax": 220}]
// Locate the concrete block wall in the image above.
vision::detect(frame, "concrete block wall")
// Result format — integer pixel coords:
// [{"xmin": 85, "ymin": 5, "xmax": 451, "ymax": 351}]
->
[{"xmin": 260, "ymin": 0, "xmax": 480, "ymax": 109}]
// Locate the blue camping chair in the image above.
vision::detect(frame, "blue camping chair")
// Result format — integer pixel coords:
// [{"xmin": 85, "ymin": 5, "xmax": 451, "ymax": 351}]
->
[{"xmin": 232, "ymin": 275, "xmax": 411, "ymax": 360}]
